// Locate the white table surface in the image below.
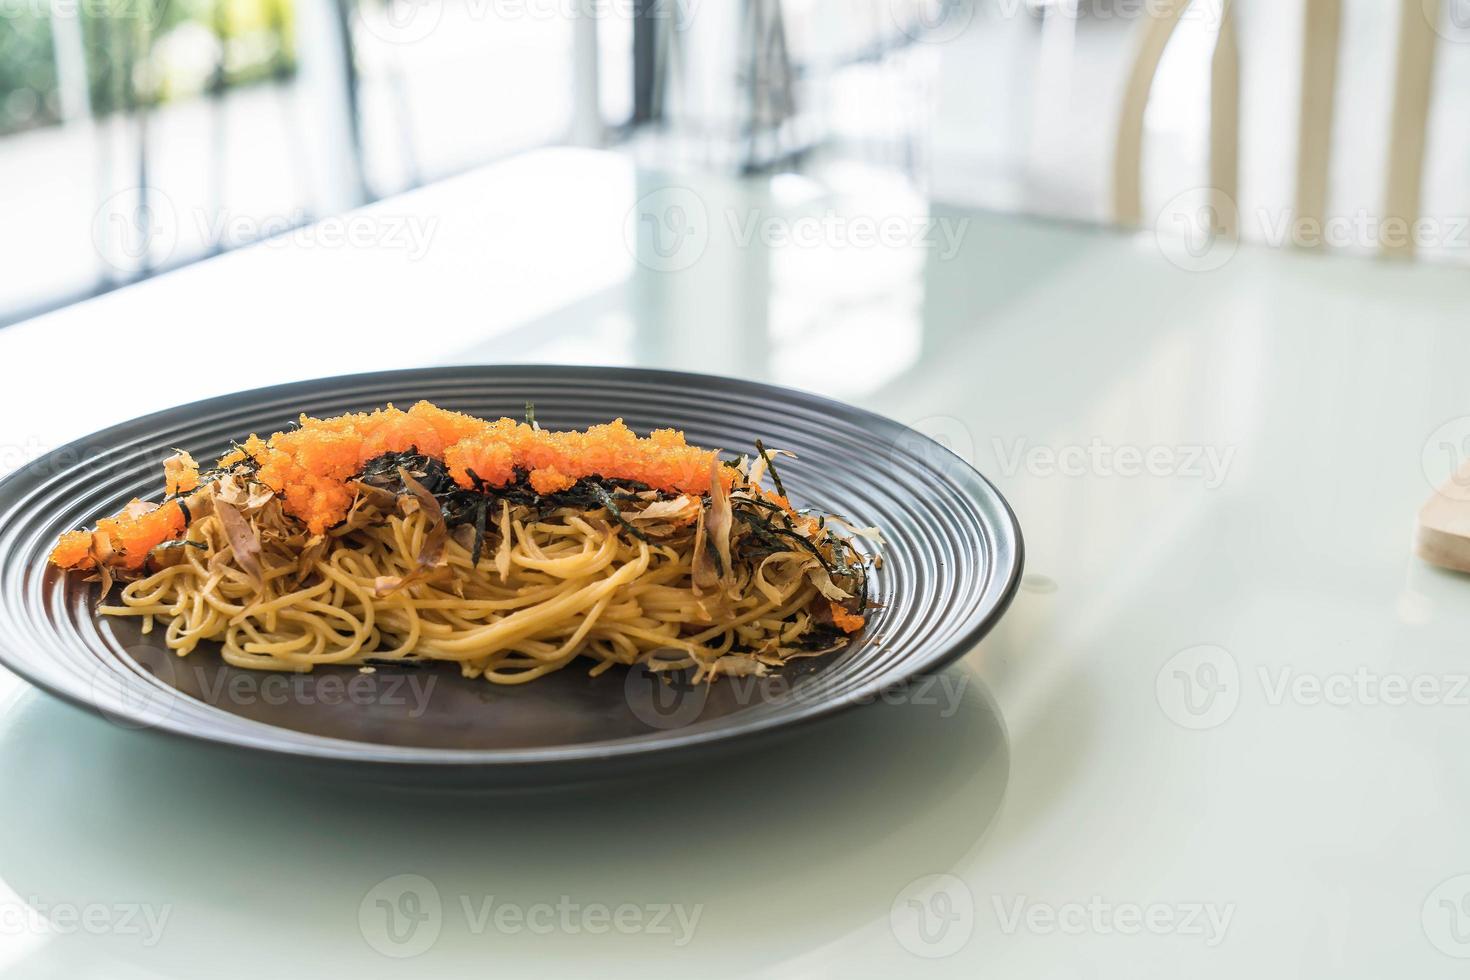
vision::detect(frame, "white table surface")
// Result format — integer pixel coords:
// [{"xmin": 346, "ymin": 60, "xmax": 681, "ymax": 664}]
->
[{"xmin": 2, "ymin": 146, "xmax": 1470, "ymax": 978}]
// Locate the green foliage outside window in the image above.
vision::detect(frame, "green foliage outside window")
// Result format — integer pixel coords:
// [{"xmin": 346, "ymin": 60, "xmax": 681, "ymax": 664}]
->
[
  {"xmin": 0, "ymin": 10, "xmax": 62, "ymax": 133},
  {"xmin": 0, "ymin": 0, "xmax": 296, "ymax": 137}
]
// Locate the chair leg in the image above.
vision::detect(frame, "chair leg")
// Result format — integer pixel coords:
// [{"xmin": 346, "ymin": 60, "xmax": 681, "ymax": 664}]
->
[
  {"xmin": 1113, "ymin": 0, "xmax": 1195, "ymax": 227},
  {"xmin": 1211, "ymin": 0, "xmax": 1240, "ymax": 238},
  {"xmin": 1294, "ymin": 0, "xmax": 1341, "ymax": 248},
  {"xmin": 1382, "ymin": 0, "xmax": 1440, "ymax": 259}
]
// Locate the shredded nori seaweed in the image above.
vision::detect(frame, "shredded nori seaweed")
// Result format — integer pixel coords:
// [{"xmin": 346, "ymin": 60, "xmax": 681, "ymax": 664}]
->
[{"xmin": 753, "ymin": 439, "xmax": 787, "ymax": 499}]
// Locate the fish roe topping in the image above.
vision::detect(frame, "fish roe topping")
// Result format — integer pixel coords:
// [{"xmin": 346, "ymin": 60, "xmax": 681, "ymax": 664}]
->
[
  {"xmin": 829, "ymin": 602, "xmax": 866, "ymax": 634},
  {"xmin": 49, "ymin": 501, "xmax": 188, "ymax": 572},
  {"xmin": 50, "ymin": 530, "xmax": 94, "ymax": 570},
  {"xmin": 225, "ymin": 402, "xmax": 732, "ymax": 535},
  {"xmin": 163, "ymin": 450, "xmax": 199, "ymax": 497},
  {"xmin": 49, "ymin": 402, "xmax": 736, "ymax": 568}
]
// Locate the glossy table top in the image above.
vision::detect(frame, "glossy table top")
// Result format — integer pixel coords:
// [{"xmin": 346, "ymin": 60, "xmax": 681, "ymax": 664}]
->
[{"xmin": 2, "ymin": 147, "xmax": 1469, "ymax": 977}]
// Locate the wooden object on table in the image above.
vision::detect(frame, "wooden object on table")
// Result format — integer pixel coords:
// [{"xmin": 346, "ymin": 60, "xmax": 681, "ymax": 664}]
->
[{"xmin": 1416, "ymin": 461, "xmax": 1470, "ymax": 572}]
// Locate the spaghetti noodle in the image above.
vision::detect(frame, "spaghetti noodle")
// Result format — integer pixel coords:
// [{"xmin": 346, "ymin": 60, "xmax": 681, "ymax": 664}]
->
[{"xmin": 50, "ymin": 402, "xmax": 878, "ymax": 684}]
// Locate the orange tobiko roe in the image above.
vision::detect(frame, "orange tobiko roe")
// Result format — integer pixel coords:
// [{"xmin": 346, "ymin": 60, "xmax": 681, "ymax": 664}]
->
[
  {"xmin": 48, "ymin": 501, "xmax": 188, "ymax": 571},
  {"xmin": 528, "ymin": 466, "xmax": 575, "ymax": 495},
  {"xmin": 50, "ymin": 402, "xmax": 737, "ymax": 569},
  {"xmin": 163, "ymin": 451, "xmax": 200, "ymax": 496},
  {"xmin": 225, "ymin": 401, "xmax": 733, "ymax": 535},
  {"xmin": 50, "ymin": 530, "xmax": 94, "ymax": 570},
  {"xmin": 99, "ymin": 502, "xmax": 188, "ymax": 571},
  {"xmin": 829, "ymin": 602, "xmax": 866, "ymax": 634}
]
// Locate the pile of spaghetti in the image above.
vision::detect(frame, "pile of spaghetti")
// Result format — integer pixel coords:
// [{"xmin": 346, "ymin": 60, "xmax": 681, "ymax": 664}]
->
[{"xmin": 49, "ymin": 401, "xmax": 878, "ymax": 684}]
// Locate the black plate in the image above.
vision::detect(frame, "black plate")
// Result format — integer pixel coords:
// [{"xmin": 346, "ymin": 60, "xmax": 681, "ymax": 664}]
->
[{"xmin": 0, "ymin": 366, "xmax": 1021, "ymax": 784}]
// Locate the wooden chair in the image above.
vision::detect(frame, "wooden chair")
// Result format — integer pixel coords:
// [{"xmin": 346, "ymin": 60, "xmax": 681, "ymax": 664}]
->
[{"xmin": 1112, "ymin": 0, "xmax": 1441, "ymax": 258}]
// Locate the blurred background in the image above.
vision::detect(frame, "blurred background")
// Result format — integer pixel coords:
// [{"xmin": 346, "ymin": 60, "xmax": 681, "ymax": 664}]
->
[{"xmin": 4, "ymin": 0, "xmax": 1470, "ymax": 325}]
